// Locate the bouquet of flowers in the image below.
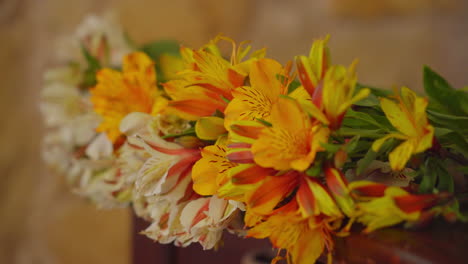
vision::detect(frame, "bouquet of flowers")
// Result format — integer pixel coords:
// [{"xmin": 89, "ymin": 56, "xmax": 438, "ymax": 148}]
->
[{"xmin": 41, "ymin": 15, "xmax": 468, "ymax": 264}]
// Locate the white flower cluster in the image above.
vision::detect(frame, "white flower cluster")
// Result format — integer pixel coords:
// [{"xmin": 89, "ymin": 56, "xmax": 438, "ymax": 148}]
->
[{"xmin": 41, "ymin": 15, "xmax": 243, "ymax": 249}]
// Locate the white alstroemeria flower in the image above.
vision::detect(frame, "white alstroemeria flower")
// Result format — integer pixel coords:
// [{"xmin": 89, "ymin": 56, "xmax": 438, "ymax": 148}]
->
[
  {"xmin": 41, "ymin": 14, "xmax": 137, "ymax": 209},
  {"xmin": 57, "ymin": 13, "xmax": 134, "ymax": 66},
  {"xmin": 119, "ymin": 112, "xmax": 196, "ymax": 198},
  {"xmin": 85, "ymin": 133, "xmax": 113, "ymax": 160},
  {"xmin": 180, "ymin": 196, "xmax": 243, "ymax": 250}
]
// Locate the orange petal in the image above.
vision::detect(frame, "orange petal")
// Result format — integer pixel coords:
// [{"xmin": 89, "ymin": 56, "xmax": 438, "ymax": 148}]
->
[
  {"xmin": 394, "ymin": 193, "xmax": 440, "ymax": 213},
  {"xmin": 248, "ymin": 172, "xmax": 299, "ymax": 215},
  {"xmin": 169, "ymin": 99, "xmax": 225, "ymax": 120},
  {"xmin": 230, "ymin": 164, "xmax": 273, "ymax": 185}
]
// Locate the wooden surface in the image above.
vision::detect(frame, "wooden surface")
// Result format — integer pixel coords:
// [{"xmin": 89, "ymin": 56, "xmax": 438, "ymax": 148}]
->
[{"xmin": 333, "ymin": 221, "xmax": 468, "ymax": 264}]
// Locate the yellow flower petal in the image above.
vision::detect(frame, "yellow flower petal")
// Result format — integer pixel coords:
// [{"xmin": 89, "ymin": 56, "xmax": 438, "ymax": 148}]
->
[
  {"xmin": 192, "ymin": 142, "xmax": 237, "ymax": 195},
  {"xmin": 91, "ymin": 52, "xmax": 160, "ymax": 142},
  {"xmin": 195, "ymin": 116, "xmax": 227, "ymax": 140},
  {"xmin": 388, "ymin": 139, "xmax": 415, "ymax": 171},
  {"xmin": 380, "ymin": 97, "xmax": 418, "ymax": 137},
  {"xmin": 371, "ymin": 133, "xmax": 406, "ymax": 152},
  {"xmin": 290, "ymin": 227, "xmax": 326, "ymax": 264}
]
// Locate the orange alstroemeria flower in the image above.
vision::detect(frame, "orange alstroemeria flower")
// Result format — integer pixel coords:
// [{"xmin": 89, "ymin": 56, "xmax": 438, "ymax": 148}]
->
[
  {"xmin": 224, "ymin": 58, "xmax": 291, "ymax": 127},
  {"xmin": 191, "ymin": 138, "xmax": 237, "ymax": 196},
  {"xmin": 163, "ymin": 36, "xmax": 265, "ymax": 121},
  {"xmin": 372, "ymin": 87, "xmax": 434, "ymax": 171},
  {"xmin": 247, "ymin": 202, "xmax": 340, "ymax": 264},
  {"xmin": 349, "ymin": 181, "xmax": 448, "ymax": 232},
  {"xmin": 234, "ymin": 97, "xmax": 330, "ymax": 172},
  {"xmin": 295, "ymin": 36, "xmax": 369, "ymax": 130},
  {"xmin": 91, "ymin": 52, "xmax": 167, "ymax": 142},
  {"xmin": 324, "ymin": 166, "xmax": 356, "ymax": 218}
]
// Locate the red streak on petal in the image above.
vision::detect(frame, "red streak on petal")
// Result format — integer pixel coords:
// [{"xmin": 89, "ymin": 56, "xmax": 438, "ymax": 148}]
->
[
  {"xmin": 166, "ymin": 154, "xmax": 201, "ymax": 181},
  {"xmin": 113, "ymin": 135, "xmax": 127, "ymax": 150},
  {"xmin": 191, "ymin": 200, "xmax": 210, "ymax": 228},
  {"xmin": 231, "ymin": 124, "xmax": 263, "ymax": 139},
  {"xmin": 227, "ymin": 151, "xmax": 254, "ymax": 163},
  {"xmin": 159, "ymin": 212, "xmax": 170, "ymax": 229},
  {"xmin": 195, "ymin": 82, "xmax": 233, "ymax": 101},
  {"xmin": 127, "ymin": 142, "xmax": 144, "ymax": 150},
  {"xmin": 297, "ymin": 177, "xmax": 316, "ymax": 216},
  {"xmin": 232, "ymin": 165, "xmax": 273, "ymax": 184},
  {"xmin": 227, "ymin": 142, "xmax": 252, "ymax": 149},
  {"xmin": 296, "ymin": 59, "xmax": 315, "ymax": 97},
  {"xmin": 312, "ymin": 82, "xmax": 323, "ymax": 108},
  {"xmin": 394, "ymin": 194, "xmax": 438, "ymax": 213},
  {"xmin": 249, "ymin": 172, "xmax": 299, "ymax": 210},
  {"xmin": 144, "ymin": 140, "xmax": 200, "ymax": 156},
  {"xmin": 178, "ymin": 181, "xmax": 201, "ymax": 204},
  {"xmin": 169, "ymin": 99, "xmax": 226, "ymax": 117},
  {"xmin": 199, "ymin": 234, "xmax": 207, "ymax": 243},
  {"xmin": 325, "ymin": 166, "xmax": 347, "ymax": 196},
  {"xmin": 228, "ymin": 68, "xmax": 245, "ymax": 88},
  {"xmin": 353, "ymin": 184, "xmax": 388, "ymax": 197}
]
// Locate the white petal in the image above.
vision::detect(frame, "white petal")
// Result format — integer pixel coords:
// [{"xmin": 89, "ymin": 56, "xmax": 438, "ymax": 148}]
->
[
  {"xmin": 120, "ymin": 112, "xmax": 152, "ymax": 136},
  {"xmin": 85, "ymin": 133, "xmax": 113, "ymax": 160}
]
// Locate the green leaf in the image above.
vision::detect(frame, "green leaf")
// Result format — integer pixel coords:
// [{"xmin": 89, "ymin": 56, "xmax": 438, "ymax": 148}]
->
[
  {"xmin": 436, "ymin": 163, "xmax": 454, "ymax": 193},
  {"xmin": 423, "ymin": 66, "xmax": 468, "ymax": 116},
  {"xmin": 306, "ymin": 161, "xmax": 322, "ymax": 177},
  {"xmin": 161, "ymin": 127, "xmax": 195, "ymax": 139},
  {"xmin": 353, "ymin": 93, "xmax": 380, "ymax": 107},
  {"xmin": 81, "ymin": 45, "xmax": 101, "ymax": 70},
  {"xmin": 140, "ymin": 40, "xmax": 180, "ymax": 60},
  {"xmin": 344, "ymin": 136, "xmax": 360, "ymax": 153},
  {"xmin": 320, "ymin": 142, "xmax": 342, "ymax": 154},
  {"xmin": 337, "ymin": 127, "xmax": 385, "ymax": 139},
  {"xmin": 356, "ymin": 138, "xmax": 394, "ymax": 175},
  {"xmin": 356, "ymin": 83, "xmax": 391, "ymax": 97},
  {"xmin": 437, "ymin": 131, "xmax": 468, "ymax": 157},
  {"xmin": 81, "ymin": 45, "xmax": 102, "ymax": 87},
  {"xmin": 354, "ymin": 83, "xmax": 389, "ymax": 107},
  {"xmin": 255, "ymin": 118, "xmax": 272, "ymax": 127},
  {"xmin": 427, "ymin": 110, "xmax": 468, "ymax": 129},
  {"xmin": 140, "ymin": 40, "xmax": 181, "ymax": 83},
  {"xmin": 418, "ymin": 158, "xmax": 438, "ymax": 194},
  {"xmin": 458, "ymin": 166, "xmax": 468, "ymax": 174},
  {"xmin": 345, "ymin": 109, "xmax": 388, "ymax": 130},
  {"xmin": 288, "ymin": 79, "xmax": 301, "ymax": 93}
]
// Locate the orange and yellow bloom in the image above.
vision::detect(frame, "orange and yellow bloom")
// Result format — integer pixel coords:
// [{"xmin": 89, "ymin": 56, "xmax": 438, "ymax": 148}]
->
[
  {"xmin": 296, "ymin": 37, "xmax": 369, "ymax": 130},
  {"xmin": 164, "ymin": 36, "xmax": 265, "ymax": 121},
  {"xmin": 224, "ymin": 58, "xmax": 291, "ymax": 127},
  {"xmin": 372, "ymin": 87, "xmax": 434, "ymax": 170},
  {"xmin": 91, "ymin": 52, "xmax": 166, "ymax": 142},
  {"xmin": 43, "ymin": 23, "xmax": 464, "ymax": 264},
  {"xmin": 230, "ymin": 97, "xmax": 329, "ymax": 172}
]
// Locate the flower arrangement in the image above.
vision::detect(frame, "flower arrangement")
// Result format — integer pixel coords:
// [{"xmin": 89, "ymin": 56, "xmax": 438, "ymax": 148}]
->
[{"xmin": 41, "ymin": 15, "xmax": 468, "ymax": 264}]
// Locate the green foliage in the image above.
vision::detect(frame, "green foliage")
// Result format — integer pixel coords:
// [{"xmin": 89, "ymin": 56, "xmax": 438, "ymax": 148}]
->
[
  {"xmin": 140, "ymin": 40, "xmax": 181, "ymax": 83},
  {"xmin": 344, "ymin": 109, "xmax": 391, "ymax": 130},
  {"xmin": 287, "ymin": 79, "xmax": 301, "ymax": 94},
  {"xmin": 306, "ymin": 161, "xmax": 322, "ymax": 177},
  {"xmin": 427, "ymin": 110, "xmax": 468, "ymax": 136},
  {"xmin": 356, "ymin": 138, "xmax": 395, "ymax": 175},
  {"xmin": 81, "ymin": 45, "xmax": 102, "ymax": 87},
  {"xmin": 354, "ymin": 83, "xmax": 389, "ymax": 107},
  {"xmin": 161, "ymin": 127, "xmax": 195, "ymax": 139},
  {"xmin": 437, "ymin": 131, "xmax": 468, "ymax": 157},
  {"xmin": 418, "ymin": 157, "xmax": 454, "ymax": 194},
  {"xmin": 424, "ymin": 66, "xmax": 468, "ymax": 116}
]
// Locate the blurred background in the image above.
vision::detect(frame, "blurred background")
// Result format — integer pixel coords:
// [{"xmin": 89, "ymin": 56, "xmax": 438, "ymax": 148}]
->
[{"xmin": 1, "ymin": 0, "xmax": 467, "ymax": 263}]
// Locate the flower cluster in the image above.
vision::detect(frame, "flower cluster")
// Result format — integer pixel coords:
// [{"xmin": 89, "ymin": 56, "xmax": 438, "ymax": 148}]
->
[{"xmin": 42, "ymin": 16, "xmax": 468, "ymax": 264}]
